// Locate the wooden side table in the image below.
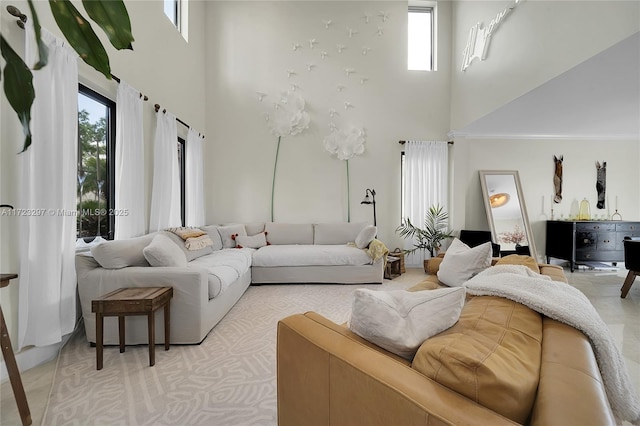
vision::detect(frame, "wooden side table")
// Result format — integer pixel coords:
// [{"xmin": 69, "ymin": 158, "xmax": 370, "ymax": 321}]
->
[
  {"xmin": 1, "ymin": 273, "xmax": 32, "ymax": 425},
  {"xmin": 91, "ymin": 287, "xmax": 173, "ymax": 370},
  {"xmin": 385, "ymin": 256, "xmax": 402, "ymax": 280}
]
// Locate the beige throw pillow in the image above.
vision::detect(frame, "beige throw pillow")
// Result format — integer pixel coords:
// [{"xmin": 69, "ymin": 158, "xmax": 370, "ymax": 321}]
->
[
  {"xmin": 437, "ymin": 238, "xmax": 492, "ymax": 287},
  {"xmin": 348, "ymin": 287, "xmax": 466, "ymax": 359}
]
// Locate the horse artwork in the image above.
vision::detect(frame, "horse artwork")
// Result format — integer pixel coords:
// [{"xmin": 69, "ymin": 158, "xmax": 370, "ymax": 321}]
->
[
  {"xmin": 596, "ymin": 161, "xmax": 607, "ymax": 209},
  {"xmin": 553, "ymin": 155, "xmax": 563, "ymax": 203}
]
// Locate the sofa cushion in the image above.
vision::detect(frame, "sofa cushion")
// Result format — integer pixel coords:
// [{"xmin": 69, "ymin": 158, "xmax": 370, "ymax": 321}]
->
[
  {"xmin": 90, "ymin": 233, "xmax": 155, "ymax": 269},
  {"xmin": 349, "ymin": 287, "xmax": 466, "ymax": 359},
  {"xmin": 265, "ymin": 223, "xmax": 314, "ymax": 245},
  {"xmin": 412, "ymin": 296, "xmax": 543, "ymax": 424},
  {"xmin": 355, "ymin": 225, "xmax": 377, "ymax": 249},
  {"xmin": 244, "ymin": 222, "xmax": 266, "ymax": 236},
  {"xmin": 187, "ymin": 248, "xmax": 253, "ymax": 299},
  {"xmin": 252, "ymin": 244, "xmax": 373, "ymax": 267},
  {"xmin": 143, "ymin": 234, "xmax": 188, "ymax": 267},
  {"xmin": 161, "ymin": 231, "xmax": 214, "ymax": 262},
  {"xmin": 496, "ymin": 254, "xmax": 540, "ymax": 273},
  {"xmin": 200, "ymin": 225, "xmax": 224, "ymax": 251},
  {"xmin": 235, "ymin": 232, "xmax": 267, "ymax": 249},
  {"xmin": 217, "ymin": 224, "xmax": 247, "ymax": 248},
  {"xmin": 437, "ymin": 238, "xmax": 492, "ymax": 286},
  {"xmin": 314, "ymin": 222, "xmax": 367, "ymax": 245}
]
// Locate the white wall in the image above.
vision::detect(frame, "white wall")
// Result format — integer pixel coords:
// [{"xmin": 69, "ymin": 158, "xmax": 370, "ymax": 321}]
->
[
  {"xmin": 203, "ymin": 1, "xmax": 453, "ymax": 246},
  {"xmin": 0, "ymin": 0, "xmax": 206, "ymax": 362},
  {"xmin": 450, "ymin": 0, "xmax": 640, "ymax": 130},
  {"xmin": 451, "ymin": 138, "xmax": 640, "ymax": 262}
]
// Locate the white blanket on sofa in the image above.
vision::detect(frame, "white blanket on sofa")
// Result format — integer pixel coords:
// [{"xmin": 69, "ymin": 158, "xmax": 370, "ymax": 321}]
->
[{"xmin": 464, "ymin": 265, "xmax": 640, "ymax": 426}]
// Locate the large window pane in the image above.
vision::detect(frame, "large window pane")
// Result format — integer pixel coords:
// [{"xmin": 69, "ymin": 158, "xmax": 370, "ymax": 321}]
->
[
  {"xmin": 77, "ymin": 87, "xmax": 115, "ymax": 239},
  {"xmin": 408, "ymin": 7, "xmax": 433, "ymax": 71}
]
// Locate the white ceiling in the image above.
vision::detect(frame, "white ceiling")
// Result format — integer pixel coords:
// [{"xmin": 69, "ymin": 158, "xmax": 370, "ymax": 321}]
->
[{"xmin": 451, "ymin": 32, "xmax": 640, "ymax": 140}]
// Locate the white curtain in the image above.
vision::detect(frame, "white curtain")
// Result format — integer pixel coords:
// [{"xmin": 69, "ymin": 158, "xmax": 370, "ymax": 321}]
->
[
  {"xmin": 149, "ymin": 111, "xmax": 181, "ymax": 231},
  {"xmin": 185, "ymin": 128, "xmax": 205, "ymax": 226},
  {"xmin": 114, "ymin": 81, "xmax": 145, "ymax": 239},
  {"xmin": 18, "ymin": 26, "xmax": 78, "ymax": 348},
  {"xmin": 402, "ymin": 141, "xmax": 449, "ymax": 265}
]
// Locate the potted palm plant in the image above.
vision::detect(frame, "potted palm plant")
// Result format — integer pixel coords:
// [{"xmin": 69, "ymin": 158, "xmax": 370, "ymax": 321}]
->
[{"xmin": 396, "ymin": 204, "xmax": 455, "ymax": 271}]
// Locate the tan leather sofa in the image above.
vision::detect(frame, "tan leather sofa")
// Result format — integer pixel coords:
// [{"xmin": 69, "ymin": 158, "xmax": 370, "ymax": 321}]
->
[{"xmin": 277, "ymin": 259, "xmax": 616, "ymax": 425}]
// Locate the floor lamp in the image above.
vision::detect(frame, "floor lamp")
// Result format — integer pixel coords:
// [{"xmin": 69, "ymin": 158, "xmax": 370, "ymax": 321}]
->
[{"xmin": 360, "ymin": 189, "xmax": 376, "ymax": 226}]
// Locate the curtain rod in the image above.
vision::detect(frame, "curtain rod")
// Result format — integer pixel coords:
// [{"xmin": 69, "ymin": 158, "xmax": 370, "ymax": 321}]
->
[
  {"xmin": 398, "ymin": 140, "xmax": 454, "ymax": 145},
  {"xmin": 110, "ymin": 74, "xmax": 148, "ymax": 101},
  {"xmin": 154, "ymin": 104, "xmax": 203, "ymax": 137}
]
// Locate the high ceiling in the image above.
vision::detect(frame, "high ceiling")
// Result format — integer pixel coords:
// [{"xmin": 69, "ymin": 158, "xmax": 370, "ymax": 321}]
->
[{"xmin": 451, "ymin": 32, "xmax": 640, "ymax": 140}]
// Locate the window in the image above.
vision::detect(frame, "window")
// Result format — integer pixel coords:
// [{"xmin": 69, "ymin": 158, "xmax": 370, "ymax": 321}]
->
[
  {"xmin": 177, "ymin": 137, "xmax": 186, "ymax": 226},
  {"xmin": 77, "ymin": 85, "xmax": 116, "ymax": 239},
  {"xmin": 400, "ymin": 151, "xmax": 406, "ymax": 221},
  {"xmin": 164, "ymin": 0, "xmax": 181, "ymax": 31},
  {"xmin": 408, "ymin": 4, "xmax": 434, "ymax": 71}
]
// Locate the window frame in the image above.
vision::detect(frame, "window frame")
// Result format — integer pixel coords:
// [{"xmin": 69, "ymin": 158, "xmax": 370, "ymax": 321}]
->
[
  {"xmin": 77, "ymin": 84, "xmax": 116, "ymax": 240},
  {"xmin": 164, "ymin": 0, "xmax": 181, "ymax": 32},
  {"xmin": 408, "ymin": 4, "xmax": 435, "ymax": 71}
]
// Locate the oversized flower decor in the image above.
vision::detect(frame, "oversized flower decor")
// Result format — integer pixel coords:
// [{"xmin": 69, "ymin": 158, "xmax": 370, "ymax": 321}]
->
[
  {"xmin": 323, "ymin": 125, "xmax": 366, "ymax": 221},
  {"xmin": 265, "ymin": 90, "xmax": 311, "ymax": 221}
]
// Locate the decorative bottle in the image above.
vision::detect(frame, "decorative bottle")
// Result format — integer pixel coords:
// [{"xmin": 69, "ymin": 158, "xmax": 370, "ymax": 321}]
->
[{"xmin": 578, "ymin": 198, "xmax": 591, "ymax": 220}]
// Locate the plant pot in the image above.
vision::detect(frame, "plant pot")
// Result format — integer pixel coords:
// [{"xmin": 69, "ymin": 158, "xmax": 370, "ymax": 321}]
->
[{"xmin": 424, "ymin": 259, "xmax": 429, "ymax": 273}]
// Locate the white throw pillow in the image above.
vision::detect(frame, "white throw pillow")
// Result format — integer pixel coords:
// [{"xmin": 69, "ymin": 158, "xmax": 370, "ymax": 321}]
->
[
  {"xmin": 143, "ymin": 234, "xmax": 188, "ymax": 267},
  {"xmin": 355, "ymin": 225, "xmax": 377, "ymax": 249},
  {"xmin": 235, "ymin": 232, "xmax": 267, "ymax": 249},
  {"xmin": 90, "ymin": 233, "xmax": 156, "ymax": 269},
  {"xmin": 218, "ymin": 224, "xmax": 247, "ymax": 248},
  {"xmin": 349, "ymin": 287, "xmax": 466, "ymax": 359},
  {"xmin": 437, "ymin": 238, "xmax": 492, "ymax": 287}
]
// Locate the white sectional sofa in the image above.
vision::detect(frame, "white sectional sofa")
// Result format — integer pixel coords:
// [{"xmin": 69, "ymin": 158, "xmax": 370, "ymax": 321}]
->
[{"xmin": 76, "ymin": 222, "xmax": 383, "ymax": 345}]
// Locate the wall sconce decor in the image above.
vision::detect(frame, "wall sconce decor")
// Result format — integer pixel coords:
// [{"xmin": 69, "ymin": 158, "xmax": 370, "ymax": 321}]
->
[{"xmin": 360, "ymin": 188, "xmax": 376, "ymax": 225}]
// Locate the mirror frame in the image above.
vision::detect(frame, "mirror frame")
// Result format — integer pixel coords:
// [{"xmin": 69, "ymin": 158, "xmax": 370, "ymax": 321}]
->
[{"xmin": 478, "ymin": 170, "xmax": 537, "ymax": 260}]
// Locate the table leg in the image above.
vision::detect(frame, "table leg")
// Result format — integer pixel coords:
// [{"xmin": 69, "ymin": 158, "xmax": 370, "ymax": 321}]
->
[
  {"xmin": 148, "ymin": 310, "xmax": 155, "ymax": 366},
  {"xmin": 621, "ymin": 270, "xmax": 637, "ymax": 298},
  {"xmin": 1, "ymin": 306, "xmax": 32, "ymax": 425},
  {"xmin": 96, "ymin": 313, "xmax": 104, "ymax": 370},
  {"xmin": 164, "ymin": 302, "xmax": 170, "ymax": 351},
  {"xmin": 118, "ymin": 316, "xmax": 125, "ymax": 353}
]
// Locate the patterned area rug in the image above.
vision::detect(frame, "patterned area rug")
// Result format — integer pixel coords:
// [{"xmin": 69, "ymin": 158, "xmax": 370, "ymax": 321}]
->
[{"xmin": 43, "ymin": 275, "xmax": 419, "ymax": 425}]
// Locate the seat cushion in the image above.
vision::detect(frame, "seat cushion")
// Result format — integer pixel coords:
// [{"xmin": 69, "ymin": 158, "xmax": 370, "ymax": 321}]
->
[
  {"xmin": 412, "ymin": 296, "xmax": 543, "ymax": 424},
  {"xmin": 187, "ymin": 248, "xmax": 253, "ymax": 298}
]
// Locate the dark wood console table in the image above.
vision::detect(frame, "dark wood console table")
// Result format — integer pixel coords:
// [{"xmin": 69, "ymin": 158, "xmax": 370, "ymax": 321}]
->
[
  {"xmin": 546, "ymin": 220, "xmax": 640, "ymax": 272},
  {"xmin": 1, "ymin": 273, "xmax": 32, "ymax": 425}
]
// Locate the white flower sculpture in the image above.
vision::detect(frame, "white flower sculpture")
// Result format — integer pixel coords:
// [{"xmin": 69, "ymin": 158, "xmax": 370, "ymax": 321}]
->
[
  {"xmin": 266, "ymin": 90, "xmax": 311, "ymax": 221},
  {"xmin": 268, "ymin": 91, "xmax": 310, "ymax": 137},
  {"xmin": 323, "ymin": 125, "xmax": 366, "ymax": 221},
  {"xmin": 323, "ymin": 125, "xmax": 365, "ymax": 160}
]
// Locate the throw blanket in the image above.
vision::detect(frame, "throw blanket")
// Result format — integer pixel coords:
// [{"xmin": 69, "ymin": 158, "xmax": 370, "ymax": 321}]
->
[
  {"xmin": 165, "ymin": 227, "xmax": 213, "ymax": 251},
  {"xmin": 364, "ymin": 239, "xmax": 389, "ymax": 263},
  {"xmin": 464, "ymin": 265, "xmax": 640, "ymax": 425}
]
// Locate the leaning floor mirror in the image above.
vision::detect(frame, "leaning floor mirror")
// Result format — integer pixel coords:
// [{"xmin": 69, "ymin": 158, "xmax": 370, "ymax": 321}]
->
[{"xmin": 478, "ymin": 170, "xmax": 537, "ymax": 259}]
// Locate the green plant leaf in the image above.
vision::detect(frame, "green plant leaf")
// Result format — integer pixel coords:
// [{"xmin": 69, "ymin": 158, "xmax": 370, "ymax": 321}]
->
[
  {"xmin": 27, "ymin": 0, "xmax": 49, "ymax": 70},
  {"xmin": 82, "ymin": 0, "xmax": 134, "ymax": 51},
  {"xmin": 1, "ymin": 36, "xmax": 35, "ymax": 152},
  {"xmin": 49, "ymin": 0, "xmax": 111, "ymax": 79}
]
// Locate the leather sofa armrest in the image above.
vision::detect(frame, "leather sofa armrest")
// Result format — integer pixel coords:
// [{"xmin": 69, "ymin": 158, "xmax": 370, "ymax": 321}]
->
[{"xmin": 277, "ymin": 313, "xmax": 518, "ymax": 426}]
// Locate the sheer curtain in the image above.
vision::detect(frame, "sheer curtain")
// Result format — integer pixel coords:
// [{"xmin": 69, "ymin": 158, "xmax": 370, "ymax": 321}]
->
[
  {"xmin": 114, "ymin": 81, "xmax": 145, "ymax": 239},
  {"xmin": 185, "ymin": 128, "xmax": 205, "ymax": 226},
  {"xmin": 18, "ymin": 26, "xmax": 78, "ymax": 348},
  {"xmin": 149, "ymin": 111, "xmax": 181, "ymax": 231},
  {"xmin": 402, "ymin": 141, "xmax": 449, "ymax": 266}
]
